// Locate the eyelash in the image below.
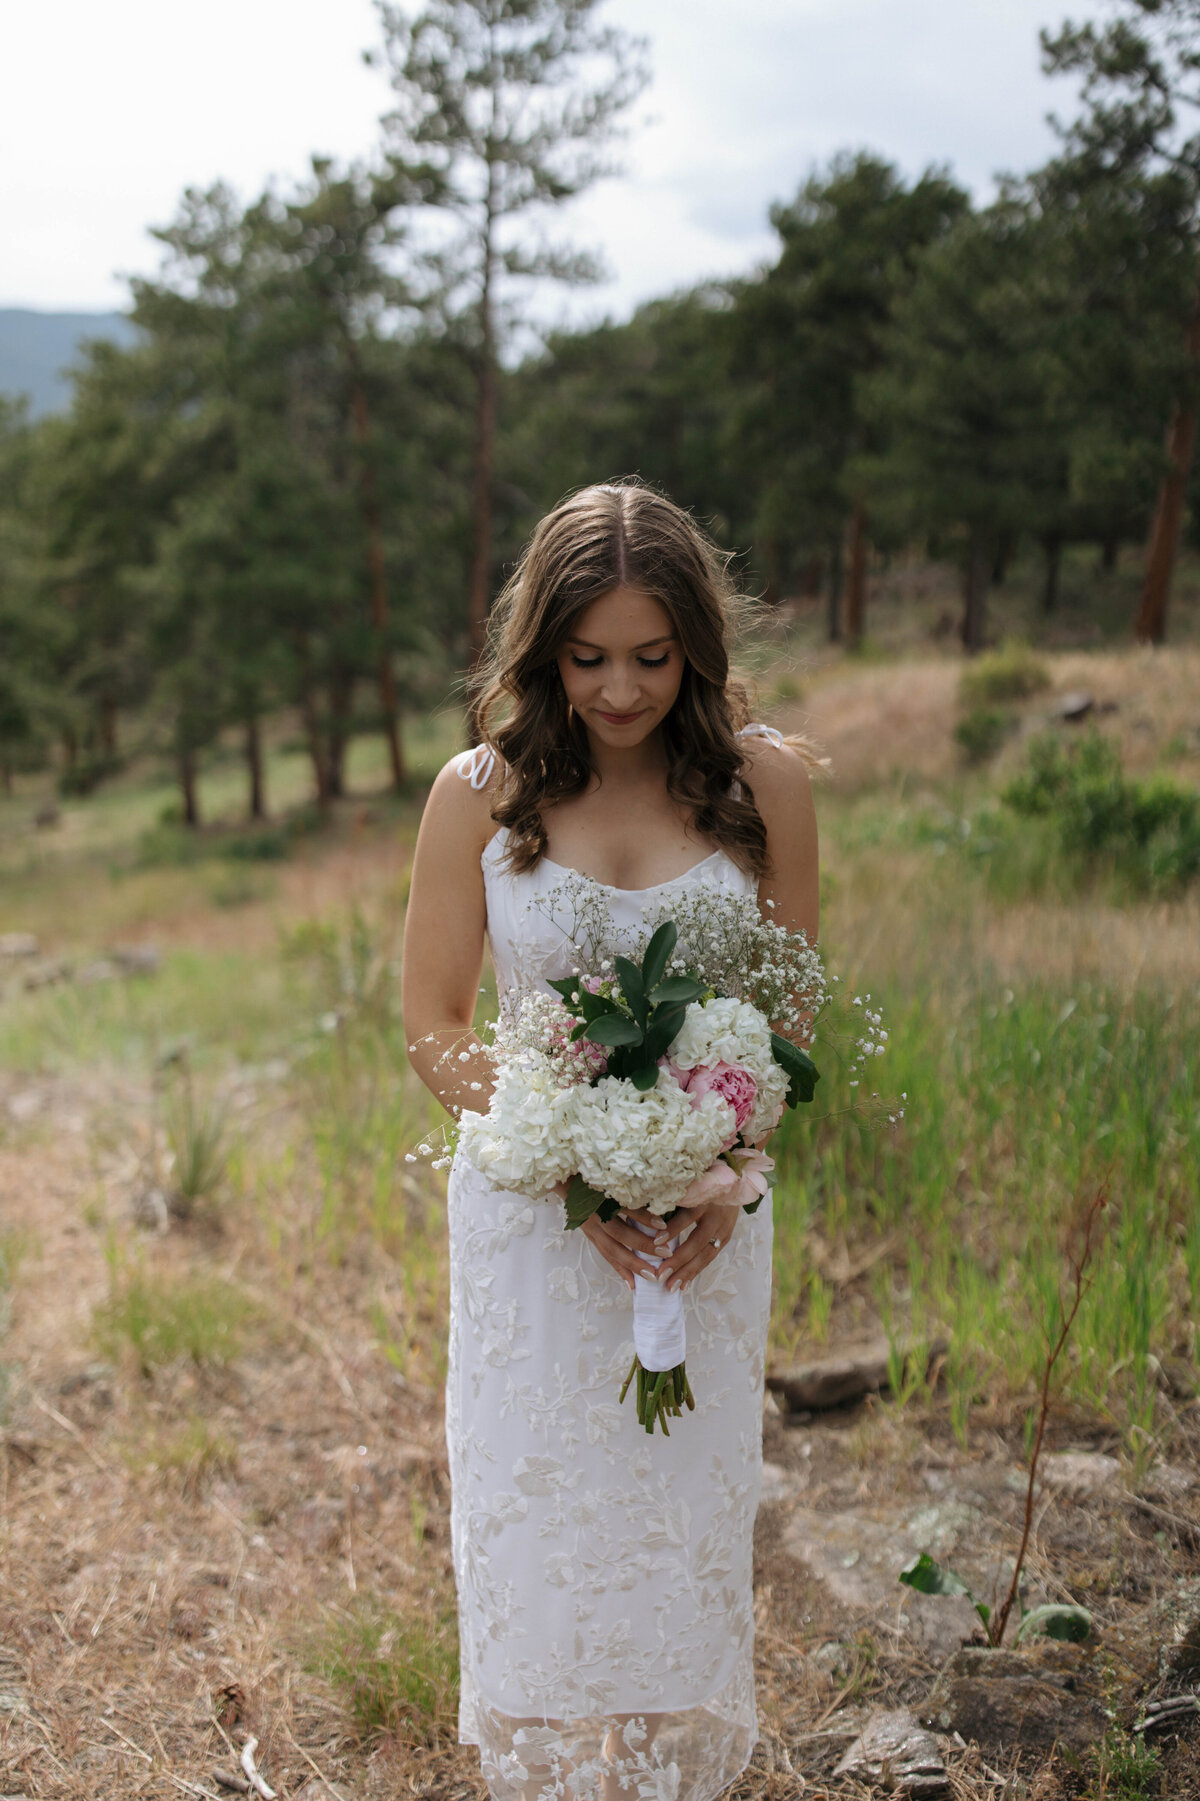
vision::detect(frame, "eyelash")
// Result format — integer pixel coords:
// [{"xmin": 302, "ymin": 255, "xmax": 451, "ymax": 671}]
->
[{"xmin": 569, "ymin": 654, "xmax": 670, "ymax": 669}]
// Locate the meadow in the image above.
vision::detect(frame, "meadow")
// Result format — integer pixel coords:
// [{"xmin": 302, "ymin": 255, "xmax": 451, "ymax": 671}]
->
[{"xmin": 1, "ymin": 583, "xmax": 1199, "ymax": 1796}]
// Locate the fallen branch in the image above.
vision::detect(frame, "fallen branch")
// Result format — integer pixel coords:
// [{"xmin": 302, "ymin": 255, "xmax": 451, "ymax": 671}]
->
[
  {"xmin": 213, "ymin": 1769, "xmax": 251, "ymax": 1794},
  {"xmin": 240, "ymin": 1737, "xmax": 277, "ymax": 1801}
]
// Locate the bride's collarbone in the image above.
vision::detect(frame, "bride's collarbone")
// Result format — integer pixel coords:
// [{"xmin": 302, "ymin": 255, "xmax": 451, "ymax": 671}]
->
[{"xmin": 541, "ymin": 804, "xmax": 715, "ymax": 889}]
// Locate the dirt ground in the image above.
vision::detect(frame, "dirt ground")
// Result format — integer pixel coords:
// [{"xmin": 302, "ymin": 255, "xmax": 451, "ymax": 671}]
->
[{"xmin": 1, "ymin": 1068, "xmax": 1198, "ymax": 1801}]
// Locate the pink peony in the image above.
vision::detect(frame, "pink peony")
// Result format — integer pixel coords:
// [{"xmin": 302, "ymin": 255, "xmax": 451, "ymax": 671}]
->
[
  {"xmin": 724, "ymin": 1146, "xmax": 774, "ymax": 1201},
  {"xmin": 675, "ymin": 1146, "xmax": 776, "ymax": 1211},
  {"xmin": 683, "ymin": 1061, "xmax": 758, "ymax": 1134},
  {"xmin": 675, "ymin": 1158, "xmax": 741, "ymax": 1208}
]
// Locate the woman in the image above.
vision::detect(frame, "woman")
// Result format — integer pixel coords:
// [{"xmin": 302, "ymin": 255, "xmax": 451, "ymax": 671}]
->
[{"xmin": 402, "ymin": 480, "xmax": 818, "ymax": 1801}]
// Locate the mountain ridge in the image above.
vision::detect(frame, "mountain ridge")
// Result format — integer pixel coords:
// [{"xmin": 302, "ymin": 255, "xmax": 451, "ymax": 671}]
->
[{"xmin": 0, "ymin": 307, "xmax": 138, "ymax": 418}]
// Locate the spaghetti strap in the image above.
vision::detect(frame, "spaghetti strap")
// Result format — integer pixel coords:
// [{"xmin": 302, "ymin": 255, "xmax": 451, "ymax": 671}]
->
[
  {"xmin": 455, "ymin": 744, "xmax": 497, "ymax": 790},
  {"xmin": 738, "ymin": 722, "xmax": 784, "ymax": 748}
]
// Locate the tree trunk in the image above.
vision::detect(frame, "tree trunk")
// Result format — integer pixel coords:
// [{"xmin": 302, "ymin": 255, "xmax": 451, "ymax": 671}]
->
[
  {"xmin": 1041, "ymin": 533, "xmax": 1062, "ymax": 614},
  {"xmin": 799, "ymin": 555, "xmax": 824, "ymax": 599},
  {"xmin": 845, "ymin": 503, "xmax": 869, "ymax": 647},
  {"xmin": 327, "ymin": 665, "xmax": 354, "ymax": 800},
  {"xmin": 961, "ymin": 529, "xmax": 990, "ymax": 653},
  {"xmin": 350, "ymin": 378, "xmax": 404, "ymax": 791},
  {"xmin": 245, "ymin": 712, "xmax": 265, "ymax": 821},
  {"xmin": 827, "ymin": 535, "xmax": 844, "ymax": 643},
  {"xmin": 1100, "ymin": 535, "xmax": 1118, "ymax": 575},
  {"xmin": 991, "ymin": 530, "xmax": 1015, "ymax": 587},
  {"xmin": 296, "ymin": 633, "xmax": 332, "ymax": 807},
  {"xmin": 763, "ymin": 536, "xmax": 780, "ymax": 607},
  {"xmin": 178, "ymin": 746, "xmax": 200, "ymax": 828},
  {"xmin": 97, "ymin": 695, "xmax": 118, "ymax": 757},
  {"xmin": 1136, "ymin": 278, "xmax": 1200, "ymax": 644},
  {"xmin": 467, "ymin": 194, "xmax": 498, "ymax": 671},
  {"xmin": 62, "ymin": 726, "xmax": 77, "ymax": 770}
]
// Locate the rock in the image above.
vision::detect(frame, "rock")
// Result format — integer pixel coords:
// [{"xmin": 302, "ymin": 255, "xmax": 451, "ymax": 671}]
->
[
  {"xmin": 130, "ymin": 1186, "xmax": 170, "ymax": 1232},
  {"xmin": 111, "ymin": 942, "xmax": 161, "ymax": 975},
  {"xmin": 759, "ymin": 1460, "xmax": 806, "ymax": 1505},
  {"xmin": 1144, "ymin": 1577, "xmax": 1200, "ymax": 1681},
  {"xmin": 834, "ymin": 1708, "xmax": 948, "ymax": 1796},
  {"xmin": 1052, "ymin": 690, "xmax": 1095, "ymax": 721},
  {"xmin": 783, "ymin": 1501, "xmax": 992, "ymax": 1658},
  {"xmin": 34, "ymin": 803, "xmax": 60, "ymax": 829},
  {"xmin": 76, "ymin": 958, "xmax": 119, "ymax": 986},
  {"xmin": 767, "ymin": 1336, "xmax": 947, "ymax": 1413},
  {"xmin": 923, "ymin": 1644, "xmax": 1105, "ymax": 1755},
  {"xmin": 0, "ymin": 933, "xmax": 38, "ymax": 959},
  {"xmin": 21, "ymin": 957, "xmax": 70, "ymax": 990},
  {"xmin": 1043, "ymin": 1450, "xmax": 1121, "ymax": 1497}
]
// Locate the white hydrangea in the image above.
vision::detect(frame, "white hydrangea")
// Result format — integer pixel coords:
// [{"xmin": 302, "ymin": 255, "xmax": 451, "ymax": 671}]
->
[
  {"xmin": 670, "ymin": 996, "xmax": 790, "ymax": 1146},
  {"xmin": 671, "ymin": 995, "xmax": 772, "ymax": 1077},
  {"xmin": 567, "ymin": 1070, "xmax": 735, "ymax": 1216},
  {"xmin": 457, "ymin": 1054, "xmax": 577, "ymax": 1193}
]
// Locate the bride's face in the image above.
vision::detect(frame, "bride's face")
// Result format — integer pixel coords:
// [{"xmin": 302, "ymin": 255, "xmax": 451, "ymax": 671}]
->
[{"xmin": 556, "ymin": 586, "xmax": 685, "ymax": 750}]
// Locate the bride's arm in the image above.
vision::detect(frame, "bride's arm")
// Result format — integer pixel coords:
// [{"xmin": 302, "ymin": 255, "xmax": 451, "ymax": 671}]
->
[
  {"xmin": 749, "ymin": 736, "xmax": 820, "ymax": 954},
  {"xmin": 402, "ymin": 759, "xmax": 496, "ymax": 1119}
]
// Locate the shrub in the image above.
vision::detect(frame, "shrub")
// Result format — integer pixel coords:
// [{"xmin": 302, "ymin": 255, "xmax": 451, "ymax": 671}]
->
[
  {"xmin": 954, "ymin": 706, "xmax": 1014, "ymax": 766},
  {"xmin": 959, "ymin": 639, "xmax": 1051, "ymax": 706},
  {"xmin": 1005, "ymin": 732, "xmax": 1200, "ymax": 892}
]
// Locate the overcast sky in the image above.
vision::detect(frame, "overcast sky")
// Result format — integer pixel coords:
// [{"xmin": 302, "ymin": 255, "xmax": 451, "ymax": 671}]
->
[{"xmin": 1, "ymin": 0, "xmax": 1088, "ymax": 326}]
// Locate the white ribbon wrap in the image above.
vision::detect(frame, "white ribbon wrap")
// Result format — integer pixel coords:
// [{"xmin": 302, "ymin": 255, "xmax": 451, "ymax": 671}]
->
[{"xmin": 631, "ymin": 1221, "xmax": 686, "ymax": 1370}]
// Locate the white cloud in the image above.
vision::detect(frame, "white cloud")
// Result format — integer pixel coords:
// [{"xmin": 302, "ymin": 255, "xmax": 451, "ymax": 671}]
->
[{"xmin": 0, "ymin": 0, "xmax": 1084, "ymax": 317}]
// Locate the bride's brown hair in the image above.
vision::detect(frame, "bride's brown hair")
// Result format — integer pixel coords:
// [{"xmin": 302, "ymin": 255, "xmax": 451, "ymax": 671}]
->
[{"xmin": 470, "ymin": 478, "xmax": 774, "ymax": 876}]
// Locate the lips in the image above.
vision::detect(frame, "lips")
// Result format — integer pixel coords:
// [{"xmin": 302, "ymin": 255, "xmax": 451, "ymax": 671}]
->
[{"xmin": 597, "ymin": 709, "xmax": 645, "ymax": 725}]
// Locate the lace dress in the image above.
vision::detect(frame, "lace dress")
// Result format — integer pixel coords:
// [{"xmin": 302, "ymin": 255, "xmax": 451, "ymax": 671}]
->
[{"xmin": 446, "ymin": 741, "xmax": 778, "ymax": 1801}]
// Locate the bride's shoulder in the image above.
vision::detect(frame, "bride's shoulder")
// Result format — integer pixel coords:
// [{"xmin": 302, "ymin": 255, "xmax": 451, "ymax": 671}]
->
[
  {"xmin": 422, "ymin": 743, "xmax": 505, "ymax": 843},
  {"xmin": 736, "ymin": 723, "xmax": 813, "ymax": 795}
]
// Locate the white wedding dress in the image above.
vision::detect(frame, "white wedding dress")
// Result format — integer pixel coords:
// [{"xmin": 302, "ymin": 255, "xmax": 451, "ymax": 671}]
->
[{"xmin": 446, "ymin": 739, "xmax": 776, "ymax": 1801}]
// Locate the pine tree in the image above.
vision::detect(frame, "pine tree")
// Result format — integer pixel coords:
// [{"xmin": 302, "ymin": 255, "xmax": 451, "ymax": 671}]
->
[{"xmin": 372, "ymin": 0, "xmax": 648, "ymax": 663}]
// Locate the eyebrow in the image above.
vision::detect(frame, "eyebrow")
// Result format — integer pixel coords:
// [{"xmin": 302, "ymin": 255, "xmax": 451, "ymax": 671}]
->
[{"xmin": 566, "ymin": 634, "xmax": 675, "ymax": 650}]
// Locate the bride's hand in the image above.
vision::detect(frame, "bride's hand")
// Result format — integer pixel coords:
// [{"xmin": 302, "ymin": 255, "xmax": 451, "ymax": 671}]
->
[
  {"xmin": 651, "ymin": 1202, "xmax": 741, "ymax": 1293},
  {"xmin": 556, "ymin": 1190, "xmax": 664, "ymax": 1291}
]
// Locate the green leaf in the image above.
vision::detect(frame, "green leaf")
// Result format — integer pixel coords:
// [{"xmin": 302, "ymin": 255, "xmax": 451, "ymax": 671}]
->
[
  {"xmin": 771, "ymin": 1032, "xmax": 820, "ymax": 1107},
  {"xmin": 641, "ymin": 920, "xmax": 678, "ymax": 993},
  {"xmin": 648, "ymin": 976, "xmax": 705, "ymax": 1005},
  {"xmin": 563, "ymin": 1174, "xmax": 610, "ymax": 1230},
  {"xmin": 742, "ymin": 1196, "xmax": 762, "ymax": 1215},
  {"xmin": 631, "ymin": 1064, "xmax": 659, "ymax": 1091},
  {"xmin": 585, "ymin": 1013, "xmax": 644, "ymax": 1048},
  {"xmin": 899, "ymin": 1553, "xmax": 972, "ymax": 1600},
  {"xmin": 613, "ymin": 956, "xmax": 646, "ymax": 1022},
  {"xmin": 643, "ymin": 1003, "xmax": 688, "ymax": 1063},
  {"xmin": 547, "ymin": 976, "xmax": 581, "ymax": 1005},
  {"xmin": 576, "ymin": 987, "xmax": 616, "ymax": 1023},
  {"xmin": 1014, "ymin": 1604, "xmax": 1092, "ymax": 1645},
  {"xmin": 569, "ymin": 1020, "xmax": 590, "ymax": 1041}
]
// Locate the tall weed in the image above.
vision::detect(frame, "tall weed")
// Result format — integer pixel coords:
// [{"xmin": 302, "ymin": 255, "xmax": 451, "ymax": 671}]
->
[{"xmin": 770, "ymin": 975, "xmax": 1199, "ymax": 1452}]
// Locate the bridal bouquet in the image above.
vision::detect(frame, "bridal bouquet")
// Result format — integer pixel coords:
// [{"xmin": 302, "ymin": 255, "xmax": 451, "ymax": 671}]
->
[{"xmin": 456, "ymin": 890, "xmax": 843, "ymax": 1435}]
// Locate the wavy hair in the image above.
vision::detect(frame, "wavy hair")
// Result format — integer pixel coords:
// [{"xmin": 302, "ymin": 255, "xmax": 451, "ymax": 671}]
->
[{"xmin": 470, "ymin": 479, "xmax": 777, "ymax": 876}]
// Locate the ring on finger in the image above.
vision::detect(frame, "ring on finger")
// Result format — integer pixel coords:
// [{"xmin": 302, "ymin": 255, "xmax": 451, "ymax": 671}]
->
[{"xmin": 713, "ymin": 1237, "xmax": 722, "ymax": 1251}]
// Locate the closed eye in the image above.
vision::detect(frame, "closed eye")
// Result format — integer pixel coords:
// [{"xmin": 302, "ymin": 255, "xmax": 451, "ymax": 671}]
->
[{"xmin": 568, "ymin": 653, "xmax": 671, "ymax": 669}]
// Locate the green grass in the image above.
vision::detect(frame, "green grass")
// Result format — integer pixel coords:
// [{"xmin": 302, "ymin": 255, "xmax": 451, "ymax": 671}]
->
[
  {"xmin": 122, "ymin": 1413, "xmax": 239, "ymax": 1494},
  {"xmin": 93, "ymin": 1262, "xmax": 258, "ymax": 1376},
  {"xmin": 303, "ymin": 1596, "xmax": 459, "ymax": 1744}
]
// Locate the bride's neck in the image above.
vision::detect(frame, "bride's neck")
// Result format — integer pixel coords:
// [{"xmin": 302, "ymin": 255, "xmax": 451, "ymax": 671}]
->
[{"xmin": 583, "ymin": 729, "xmax": 668, "ymax": 788}]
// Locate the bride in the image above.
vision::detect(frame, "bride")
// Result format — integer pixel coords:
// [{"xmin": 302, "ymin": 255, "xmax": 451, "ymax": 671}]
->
[{"xmin": 402, "ymin": 480, "xmax": 818, "ymax": 1801}]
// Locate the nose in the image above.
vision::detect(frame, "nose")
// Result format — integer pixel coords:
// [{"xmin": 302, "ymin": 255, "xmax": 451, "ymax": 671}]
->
[{"xmin": 600, "ymin": 664, "xmax": 640, "ymax": 710}]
